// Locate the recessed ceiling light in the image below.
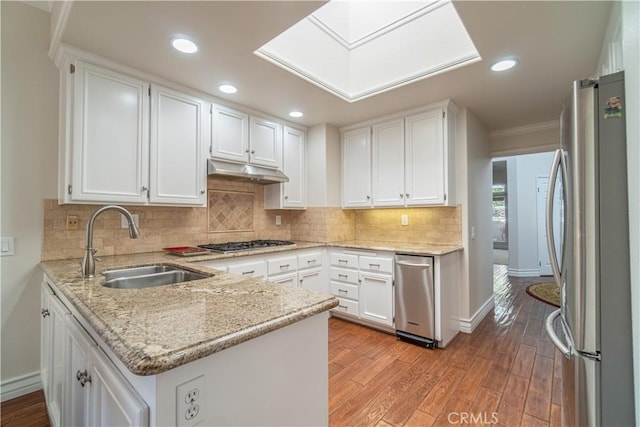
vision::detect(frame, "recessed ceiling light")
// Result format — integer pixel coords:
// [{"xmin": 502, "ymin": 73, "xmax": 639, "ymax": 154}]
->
[
  {"xmin": 219, "ymin": 84, "xmax": 238, "ymax": 94},
  {"xmin": 289, "ymin": 111, "xmax": 303, "ymax": 118},
  {"xmin": 170, "ymin": 36, "xmax": 198, "ymax": 54},
  {"xmin": 491, "ymin": 58, "xmax": 518, "ymax": 72}
]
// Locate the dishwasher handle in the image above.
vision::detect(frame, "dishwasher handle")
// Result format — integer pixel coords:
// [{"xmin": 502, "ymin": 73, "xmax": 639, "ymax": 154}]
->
[{"xmin": 396, "ymin": 260, "xmax": 431, "ymax": 268}]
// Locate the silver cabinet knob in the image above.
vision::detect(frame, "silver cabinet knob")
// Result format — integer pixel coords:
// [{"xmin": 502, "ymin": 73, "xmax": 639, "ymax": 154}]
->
[
  {"xmin": 200, "ymin": 190, "xmax": 206, "ymax": 194},
  {"xmin": 142, "ymin": 186, "xmax": 148, "ymax": 191}
]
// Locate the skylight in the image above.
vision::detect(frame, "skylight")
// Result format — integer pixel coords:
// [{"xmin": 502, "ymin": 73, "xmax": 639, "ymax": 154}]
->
[{"xmin": 255, "ymin": 0, "xmax": 480, "ymax": 102}]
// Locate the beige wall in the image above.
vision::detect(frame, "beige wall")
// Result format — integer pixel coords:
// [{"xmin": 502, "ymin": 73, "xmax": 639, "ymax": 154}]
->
[
  {"xmin": 1, "ymin": 2, "xmax": 59, "ymax": 387},
  {"xmin": 456, "ymin": 109, "xmax": 493, "ymax": 323}
]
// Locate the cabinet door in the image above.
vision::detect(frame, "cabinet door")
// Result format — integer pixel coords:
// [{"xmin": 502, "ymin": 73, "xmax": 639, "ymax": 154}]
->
[
  {"xmin": 211, "ymin": 104, "xmax": 249, "ymax": 163},
  {"xmin": 149, "ymin": 85, "xmax": 207, "ymax": 206},
  {"xmin": 72, "ymin": 61, "xmax": 149, "ymax": 203},
  {"xmin": 359, "ymin": 272, "xmax": 393, "ymax": 326},
  {"xmin": 405, "ymin": 110, "xmax": 445, "ymax": 205},
  {"xmin": 48, "ymin": 293, "xmax": 70, "ymax": 427},
  {"xmin": 88, "ymin": 347, "xmax": 149, "ymax": 427},
  {"xmin": 41, "ymin": 282, "xmax": 52, "ymax": 401},
  {"xmin": 64, "ymin": 315, "xmax": 96, "ymax": 427},
  {"xmin": 249, "ymin": 116, "xmax": 281, "ymax": 168},
  {"xmin": 299, "ymin": 267, "xmax": 326, "ymax": 293},
  {"xmin": 281, "ymin": 126, "xmax": 305, "ymax": 208},
  {"xmin": 372, "ymin": 119, "xmax": 405, "ymax": 206},
  {"xmin": 342, "ymin": 127, "xmax": 372, "ymax": 208}
]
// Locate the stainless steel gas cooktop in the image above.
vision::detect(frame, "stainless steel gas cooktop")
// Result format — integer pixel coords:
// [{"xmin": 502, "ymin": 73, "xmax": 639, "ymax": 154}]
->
[{"xmin": 198, "ymin": 240, "xmax": 295, "ymax": 254}]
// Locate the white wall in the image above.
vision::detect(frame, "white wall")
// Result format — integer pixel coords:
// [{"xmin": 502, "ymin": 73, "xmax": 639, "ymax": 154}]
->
[
  {"xmin": 455, "ymin": 108, "xmax": 493, "ymax": 330},
  {"xmin": 306, "ymin": 124, "xmax": 341, "ymax": 207},
  {"xmin": 506, "ymin": 152, "xmax": 554, "ymax": 277},
  {"xmin": 0, "ymin": 2, "xmax": 59, "ymax": 398},
  {"xmin": 621, "ymin": 3, "xmax": 640, "ymax": 423},
  {"xmin": 598, "ymin": 3, "xmax": 640, "ymax": 422}
]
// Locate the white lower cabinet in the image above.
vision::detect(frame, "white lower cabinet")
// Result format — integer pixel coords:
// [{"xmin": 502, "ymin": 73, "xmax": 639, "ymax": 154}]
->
[
  {"xmin": 328, "ymin": 248, "xmax": 394, "ymax": 331},
  {"xmin": 41, "ymin": 280, "xmax": 149, "ymax": 427},
  {"xmin": 359, "ymin": 272, "xmax": 393, "ymax": 327},
  {"xmin": 268, "ymin": 271, "xmax": 298, "ymax": 287},
  {"xmin": 299, "ymin": 267, "xmax": 325, "ymax": 293}
]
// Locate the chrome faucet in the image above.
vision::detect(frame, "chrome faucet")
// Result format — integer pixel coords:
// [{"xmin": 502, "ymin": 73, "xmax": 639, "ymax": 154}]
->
[{"xmin": 81, "ymin": 205, "xmax": 140, "ymax": 278}]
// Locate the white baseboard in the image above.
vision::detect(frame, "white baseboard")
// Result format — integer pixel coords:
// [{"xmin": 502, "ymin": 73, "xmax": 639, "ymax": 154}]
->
[
  {"xmin": 507, "ymin": 268, "xmax": 540, "ymax": 277},
  {"xmin": 460, "ymin": 296, "xmax": 495, "ymax": 333},
  {"xmin": 1, "ymin": 371, "xmax": 43, "ymax": 402}
]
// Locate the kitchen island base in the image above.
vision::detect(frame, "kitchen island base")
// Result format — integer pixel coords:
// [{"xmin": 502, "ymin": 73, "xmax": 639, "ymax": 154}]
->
[{"xmin": 135, "ymin": 312, "xmax": 330, "ymax": 426}]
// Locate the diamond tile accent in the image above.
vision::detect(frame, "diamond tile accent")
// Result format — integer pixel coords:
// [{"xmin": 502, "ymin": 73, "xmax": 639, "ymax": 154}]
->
[{"xmin": 208, "ymin": 190, "xmax": 255, "ymax": 233}]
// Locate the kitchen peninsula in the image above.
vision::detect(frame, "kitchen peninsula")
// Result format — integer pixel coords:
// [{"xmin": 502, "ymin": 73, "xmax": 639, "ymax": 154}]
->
[{"xmin": 39, "ymin": 251, "xmax": 338, "ymax": 426}]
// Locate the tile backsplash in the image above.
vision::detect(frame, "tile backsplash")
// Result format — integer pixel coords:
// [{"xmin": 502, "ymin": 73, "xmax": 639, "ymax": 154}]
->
[{"xmin": 42, "ymin": 177, "xmax": 461, "ymax": 261}]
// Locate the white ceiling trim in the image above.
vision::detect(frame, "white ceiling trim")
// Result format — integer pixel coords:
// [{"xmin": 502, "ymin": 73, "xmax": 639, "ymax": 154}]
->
[
  {"xmin": 256, "ymin": 49, "xmax": 481, "ymax": 103},
  {"xmin": 490, "ymin": 119, "xmax": 560, "ymax": 138},
  {"xmin": 308, "ymin": 0, "xmax": 444, "ymax": 50}
]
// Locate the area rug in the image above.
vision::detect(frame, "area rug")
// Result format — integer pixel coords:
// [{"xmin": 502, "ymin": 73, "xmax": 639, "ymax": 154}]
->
[{"xmin": 526, "ymin": 283, "xmax": 561, "ymax": 308}]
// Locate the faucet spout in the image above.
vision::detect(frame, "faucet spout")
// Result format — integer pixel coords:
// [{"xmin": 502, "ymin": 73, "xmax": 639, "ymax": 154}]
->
[{"xmin": 81, "ymin": 205, "xmax": 140, "ymax": 278}]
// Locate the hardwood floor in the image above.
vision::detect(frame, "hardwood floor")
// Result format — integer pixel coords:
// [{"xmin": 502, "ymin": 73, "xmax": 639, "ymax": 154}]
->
[
  {"xmin": 1, "ymin": 266, "xmax": 560, "ymax": 427},
  {"xmin": 0, "ymin": 390, "xmax": 49, "ymax": 427},
  {"xmin": 328, "ymin": 265, "xmax": 562, "ymax": 426}
]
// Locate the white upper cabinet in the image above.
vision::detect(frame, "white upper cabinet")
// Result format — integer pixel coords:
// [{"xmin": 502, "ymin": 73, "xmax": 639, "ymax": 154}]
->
[
  {"xmin": 249, "ymin": 116, "xmax": 281, "ymax": 168},
  {"xmin": 211, "ymin": 104, "xmax": 249, "ymax": 163},
  {"xmin": 265, "ymin": 126, "xmax": 306, "ymax": 209},
  {"xmin": 61, "ymin": 58, "xmax": 208, "ymax": 206},
  {"xmin": 341, "ymin": 101, "xmax": 456, "ymax": 208},
  {"xmin": 342, "ymin": 127, "xmax": 372, "ymax": 208},
  {"xmin": 71, "ymin": 61, "xmax": 149, "ymax": 204},
  {"xmin": 211, "ymin": 105, "xmax": 283, "ymax": 169},
  {"xmin": 149, "ymin": 85, "xmax": 207, "ymax": 205},
  {"xmin": 405, "ymin": 109, "xmax": 445, "ymax": 205},
  {"xmin": 372, "ymin": 119, "xmax": 405, "ymax": 206}
]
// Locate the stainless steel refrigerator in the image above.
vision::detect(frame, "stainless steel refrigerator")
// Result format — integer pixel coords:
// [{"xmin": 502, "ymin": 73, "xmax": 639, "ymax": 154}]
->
[{"xmin": 545, "ymin": 71, "xmax": 635, "ymax": 426}]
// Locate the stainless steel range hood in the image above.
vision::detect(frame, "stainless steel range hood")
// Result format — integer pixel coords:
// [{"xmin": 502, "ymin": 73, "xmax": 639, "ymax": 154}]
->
[{"xmin": 207, "ymin": 159, "xmax": 288, "ymax": 184}]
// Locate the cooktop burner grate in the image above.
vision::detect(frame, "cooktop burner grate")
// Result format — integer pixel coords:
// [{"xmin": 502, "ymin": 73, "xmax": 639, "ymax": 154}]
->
[{"xmin": 198, "ymin": 240, "xmax": 295, "ymax": 253}]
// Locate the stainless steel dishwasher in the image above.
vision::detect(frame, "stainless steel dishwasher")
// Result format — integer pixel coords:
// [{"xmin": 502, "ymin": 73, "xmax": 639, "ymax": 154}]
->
[{"xmin": 394, "ymin": 253, "xmax": 436, "ymax": 348}]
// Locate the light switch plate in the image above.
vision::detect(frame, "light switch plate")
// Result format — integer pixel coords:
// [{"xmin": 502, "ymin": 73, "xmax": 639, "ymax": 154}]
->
[{"xmin": 1, "ymin": 237, "xmax": 15, "ymax": 256}]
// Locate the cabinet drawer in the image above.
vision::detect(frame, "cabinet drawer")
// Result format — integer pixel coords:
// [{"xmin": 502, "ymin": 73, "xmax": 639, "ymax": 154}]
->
[
  {"xmin": 330, "ymin": 253, "xmax": 358, "ymax": 268},
  {"xmin": 359, "ymin": 255, "xmax": 393, "ymax": 273},
  {"xmin": 330, "ymin": 281, "xmax": 359, "ymax": 300},
  {"xmin": 228, "ymin": 261, "xmax": 267, "ymax": 278},
  {"xmin": 298, "ymin": 252, "xmax": 322, "ymax": 269},
  {"xmin": 332, "ymin": 298, "xmax": 359, "ymax": 316},
  {"xmin": 330, "ymin": 267, "xmax": 359, "ymax": 284},
  {"xmin": 267, "ymin": 256, "xmax": 298, "ymax": 275}
]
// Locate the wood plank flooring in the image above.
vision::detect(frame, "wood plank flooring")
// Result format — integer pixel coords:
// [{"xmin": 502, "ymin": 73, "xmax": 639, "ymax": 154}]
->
[
  {"xmin": 329, "ymin": 265, "xmax": 562, "ymax": 426},
  {"xmin": 1, "ymin": 265, "xmax": 561, "ymax": 426}
]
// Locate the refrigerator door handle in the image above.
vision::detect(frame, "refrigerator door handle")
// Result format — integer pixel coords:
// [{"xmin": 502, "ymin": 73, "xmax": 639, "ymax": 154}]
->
[
  {"xmin": 546, "ymin": 149, "xmax": 563, "ymax": 285},
  {"xmin": 545, "ymin": 309, "xmax": 573, "ymax": 358}
]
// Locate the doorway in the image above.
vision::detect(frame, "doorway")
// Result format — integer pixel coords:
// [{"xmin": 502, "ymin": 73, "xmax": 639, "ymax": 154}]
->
[{"xmin": 492, "ymin": 160, "xmax": 508, "ymax": 265}]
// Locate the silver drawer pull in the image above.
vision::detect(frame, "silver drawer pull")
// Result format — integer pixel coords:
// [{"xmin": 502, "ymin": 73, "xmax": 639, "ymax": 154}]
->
[
  {"xmin": 307, "ymin": 259, "xmax": 316, "ymax": 264},
  {"xmin": 279, "ymin": 264, "xmax": 290, "ymax": 269},
  {"xmin": 369, "ymin": 263, "xmax": 380, "ymax": 268},
  {"xmin": 242, "ymin": 270, "xmax": 255, "ymax": 276},
  {"xmin": 338, "ymin": 305, "xmax": 348, "ymax": 310},
  {"xmin": 338, "ymin": 289, "xmax": 348, "ymax": 293},
  {"xmin": 338, "ymin": 274, "xmax": 348, "ymax": 278},
  {"xmin": 338, "ymin": 259, "xmax": 348, "ymax": 264}
]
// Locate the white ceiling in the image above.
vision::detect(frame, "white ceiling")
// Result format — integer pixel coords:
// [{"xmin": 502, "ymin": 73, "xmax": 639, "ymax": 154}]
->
[{"xmin": 59, "ymin": 1, "xmax": 612, "ymax": 132}]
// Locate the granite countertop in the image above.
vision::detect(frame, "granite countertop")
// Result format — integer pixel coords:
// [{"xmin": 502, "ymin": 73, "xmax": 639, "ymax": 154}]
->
[
  {"xmin": 330, "ymin": 240, "xmax": 463, "ymax": 255},
  {"xmin": 40, "ymin": 248, "xmax": 337, "ymax": 376},
  {"xmin": 39, "ymin": 240, "xmax": 460, "ymax": 376}
]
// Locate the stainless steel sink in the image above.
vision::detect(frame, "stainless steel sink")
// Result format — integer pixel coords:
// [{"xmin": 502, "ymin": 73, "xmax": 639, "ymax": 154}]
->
[{"xmin": 101, "ymin": 265, "xmax": 211, "ymax": 289}]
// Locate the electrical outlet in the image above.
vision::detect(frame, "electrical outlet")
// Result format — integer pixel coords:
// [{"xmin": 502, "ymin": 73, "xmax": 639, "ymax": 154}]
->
[
  {"xmin": 401, "ymin": 214, "xmax": 409, "ymax": 226},
  {"xmin": 176, "ymin": 376, "xmax": 205, "ymax": 426},
  {"xmin": 66, "ymin": 215, "xmax": 79, "ymax": 230},
  {"xmin": 121, "ymin": 213, "xmax": 139, "ymax": 229},
  {"xmin": 275, "ymin": 215, "xmax": 281, "ymax": 226}
]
